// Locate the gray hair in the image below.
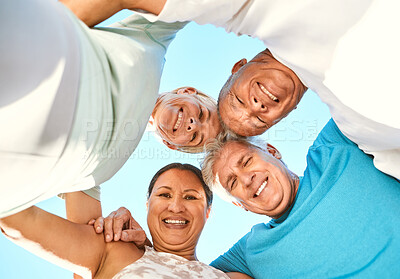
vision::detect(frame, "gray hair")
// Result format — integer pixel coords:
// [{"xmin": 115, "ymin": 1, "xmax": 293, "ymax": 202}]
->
[
  {"xmin": 201, "ymin": 134, "xmax": 252, "ymax": 203},
  {"xmin": 156, "ymin": 87, "xmax": 224, "ymax": 154},
  {"xmin": 201, "ymin": 135, "xmax": 283, "ymax": 203}
]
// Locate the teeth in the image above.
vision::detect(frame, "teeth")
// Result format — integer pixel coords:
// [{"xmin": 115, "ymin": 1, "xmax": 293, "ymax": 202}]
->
[
  {"xmin": 164, "ymin": 219, "xmax": 187, "ymax": 224},
  {"xmin": 259, "ymin": 84, "xmax": 278, "ymax": 102},
  {"xmin": 255, "ymin": 179, "xmax": 268, "ymax": 197},
  {"xmin": 173, "ymin": 110, "xmax": 183, "ymax": 131}
]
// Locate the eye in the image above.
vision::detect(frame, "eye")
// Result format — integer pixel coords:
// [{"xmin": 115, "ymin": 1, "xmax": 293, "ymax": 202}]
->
[
  {"xmin": 190, "ymin": 132, "xmax": 197, "ymax": 142},
  {"xmin": 159, "ymin": 193, "xmax": 171, "ymax": 198},
  {"xmin": 230, "ymin": 177, "xmax": 237, "ymax": 191},
  {"xmin": 243, "ymin": 156, "xmax": 252, "ymax": 167},
  {"xmin": 257, "ymin": 116, "xmax": 266, "ymax": 124},
  {"xmin": 184, "ymin": 195, "xmax": 198, "ymax": 200},
  {"xmin": 199, "ymin": 107, "xmax": 203, "ymax": 120},
  {"xmin": 235, "ymin": 95, "xmax": 244, "ymax": 105}
]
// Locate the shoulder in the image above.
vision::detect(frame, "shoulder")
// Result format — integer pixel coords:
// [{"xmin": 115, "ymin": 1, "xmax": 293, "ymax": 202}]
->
[
  {"xmin": 96, "ymin": 242, "xmax": 144, "ymax": 278},
  {"xmin": 312, "ymin": 119, "xmax": 356, "ymax": 149}
]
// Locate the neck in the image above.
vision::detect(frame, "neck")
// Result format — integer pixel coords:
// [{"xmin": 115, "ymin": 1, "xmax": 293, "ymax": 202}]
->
[{"xmin": 153, "ymin": 242, "xmax": 197, "ymax": 261}]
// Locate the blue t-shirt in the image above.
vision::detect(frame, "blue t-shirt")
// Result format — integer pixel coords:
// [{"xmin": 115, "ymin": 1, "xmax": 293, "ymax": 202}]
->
[{"xmin": 211, "ymin": 119, "xmax": 400, "ymax": 278}]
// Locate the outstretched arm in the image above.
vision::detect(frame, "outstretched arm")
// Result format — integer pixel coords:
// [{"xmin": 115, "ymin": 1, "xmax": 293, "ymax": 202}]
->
[
  {"xmin": 0, "ymin": 206, "xmax": 105, "ymax": 278},
  {"xmin": 60, "ymin": 0, "xmax": 166, "ymax": 27}
]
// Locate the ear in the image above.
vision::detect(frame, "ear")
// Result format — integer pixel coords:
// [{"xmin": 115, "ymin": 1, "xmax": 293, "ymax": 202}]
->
[
  {"xmin": 231, "ymin": 58, "xmax": 248, "ymax": 74},
  {"xmin": 176, "ymin": 87, "xmax": 197, "ymax": 95},
  {"xmin": 266, "ymin": 143, "xmax": 282, "ymax": 159},
  {"xmin": 162, "ymin": 139, "xmax": 178, "ymax": 150},
  {"xmin": 146, "ymin": 201, "xmax": 149, "ymax": 211},
  {"xmin": 206, "ymin": 207, "xmax": 211, "ymax": 219}
]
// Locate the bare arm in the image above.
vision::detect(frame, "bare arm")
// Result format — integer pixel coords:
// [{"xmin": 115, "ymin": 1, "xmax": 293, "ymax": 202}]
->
[
  {"xmin": 227, "ymin": 272, "xmax": 254, "ymax": 279},
  {"xmin": 64, "ymin": 191, "xmax": 102, "ymax": 279},
  {"xmin": 65, "ymin": 191, "xmax": 102, "ymax": 224},
  {"xmin": 60, "ymin": 0, "xmax": 166, "ymax": 27},
  {"xmin": 0, "ymin": 206, "xmax": 105, "ymax": 278}
]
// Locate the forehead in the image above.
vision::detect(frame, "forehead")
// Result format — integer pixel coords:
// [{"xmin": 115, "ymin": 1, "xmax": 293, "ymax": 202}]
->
[
  {"xmin": 161, "ymin": 92, "xmax": 201, "ymax": 104},
  {"xmin": 213, "ymin": 142, "xmax": 253, "ymax": 173},
  {"xmin": 154, "ymin": 169, "xmax": 204, "ymax": 192}
]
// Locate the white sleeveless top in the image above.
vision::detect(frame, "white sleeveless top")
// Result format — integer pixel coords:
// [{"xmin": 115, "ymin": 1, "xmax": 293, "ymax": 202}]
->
[{"xmin": 113, "ymin": 246, "xmax": 229, "ymax": 279}]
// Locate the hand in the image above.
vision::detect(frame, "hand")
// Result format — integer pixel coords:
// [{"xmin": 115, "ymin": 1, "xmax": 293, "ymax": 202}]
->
[{"xmin": 88, "ymin": 207, "xmax": 150, "ymax": 248}]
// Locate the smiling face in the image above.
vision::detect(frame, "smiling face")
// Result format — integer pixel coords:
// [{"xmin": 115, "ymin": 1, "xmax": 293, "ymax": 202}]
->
[
  {"xmin": 147, "ymin": 168, "xmax": 210, "ymax": 259},
  {"xmin": 219, "ymin": 50, "xmax": 307, "ymax": 136},
  {"xmin": 152, "ymin": 87, "xmax": 222, "ymax": 151},
  {"xmin": 212, "ymin": 141, "xmax": 298, "ymax": 219}
]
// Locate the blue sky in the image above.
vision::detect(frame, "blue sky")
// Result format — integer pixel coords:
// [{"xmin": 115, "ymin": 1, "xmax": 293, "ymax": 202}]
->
[{"xmin": 0, "ymin": 9, "xmax": 330, "ymax": 278}]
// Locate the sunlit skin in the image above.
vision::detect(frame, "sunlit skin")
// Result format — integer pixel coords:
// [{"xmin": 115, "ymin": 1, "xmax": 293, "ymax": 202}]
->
[
  {"xmin": 152, "ymin": 87, "xmax": 222, "ymax": 150},
  {"xmin": 219, "ymin": 49, "xmax": 307, "ymax": 137},
  {"xmin": 147, "ymin": 169, "xmax": 211, "ymax": 261},
  {"xmin": 213, "ymin": 141, "xmax": 299, "ymax": 219}
]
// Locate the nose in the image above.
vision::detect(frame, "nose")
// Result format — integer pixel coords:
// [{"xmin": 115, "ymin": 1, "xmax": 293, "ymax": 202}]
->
[
  {"xmin": 186, "ymin": 117, "xmax": 199, "ymax": 132},
  {"xmin": 239, "ymin": 171, "xmax": 255, "ymax": 188},
  {"xmin": 250, "ymin": 94, "xmax": 267, "ymax": 112},
  {"xmin": 168, "ymin": 197, "xmax": 185, "ymax": 213}
]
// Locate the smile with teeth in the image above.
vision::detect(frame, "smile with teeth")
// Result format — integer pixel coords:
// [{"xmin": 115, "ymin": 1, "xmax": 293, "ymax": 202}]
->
[
  {"xmin": 163, "ymin": 219, "xmax": 188, "ymax": 225},
  {"xmin": 254, "ymin": 177, "xmax": 268, "ymax": 197},
  {"xmin": 259, "ymin": 83, "xmax": 279, "ymax": 102},
  {"xmin": 173, "ymin": 108, "xmax": 183, "ymax": 131}
]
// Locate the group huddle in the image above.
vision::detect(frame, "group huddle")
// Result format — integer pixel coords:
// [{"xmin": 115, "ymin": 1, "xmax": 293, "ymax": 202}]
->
[{"xmin": 1, "ymin": 0, "xmax": 400, "ymax": 278}]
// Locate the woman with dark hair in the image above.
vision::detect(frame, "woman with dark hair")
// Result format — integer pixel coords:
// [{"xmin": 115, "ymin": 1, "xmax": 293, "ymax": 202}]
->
[{"xmin": 0, "ymin": 163, "xmax": 250, "ymax": 279}]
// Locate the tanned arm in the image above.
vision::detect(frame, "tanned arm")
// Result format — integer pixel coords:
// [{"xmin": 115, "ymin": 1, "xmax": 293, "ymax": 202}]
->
[
  {"xmin": 0, "ymin": 207, "xmax": 105, "ymax": 278},
  {"xmin": 64, "ymin": 191, "xmax": 102, "ymax": 279},
  {"xmin": 227, "ymin": 272, "xmax": 254, "ymax": 279}
]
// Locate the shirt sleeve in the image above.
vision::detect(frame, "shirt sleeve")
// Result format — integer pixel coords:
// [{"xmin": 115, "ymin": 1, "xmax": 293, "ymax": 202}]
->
[
  {"xmin": 58, "ymin": 185, "xmax": 101, "ymax": 201},
  {"xmin": 134, "ymin": 0, "xmax": 248, "ymax": 27},
  {"xmin": 210, "ymin": 234, "xmax": 254, "ymax": 277}
]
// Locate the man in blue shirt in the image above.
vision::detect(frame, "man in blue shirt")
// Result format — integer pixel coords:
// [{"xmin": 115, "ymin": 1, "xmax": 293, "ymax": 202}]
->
[
  {"xmin": 201, "ymin": 119, "xmax": 400, "ymax": 278},
  {"xmin": 85, "ymin": 119, "xmax": 400, "ymax": 278}
]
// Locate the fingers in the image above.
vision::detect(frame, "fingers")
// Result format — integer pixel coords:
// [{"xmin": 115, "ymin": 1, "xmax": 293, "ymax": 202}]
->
[
  {"xmin": 103, "ymin": 211, "xmax": 116, "ymax": 242},
  {"xmin": 112, "ymin": 207, "xmax": 132, "ymax": 241},
  {"xmin": 94, "ymin": 217, "xmax": 105, "ymax": 234},
  {"xmin": 120, "ymin": 228, "xmax": 147, "ymax": 247}
]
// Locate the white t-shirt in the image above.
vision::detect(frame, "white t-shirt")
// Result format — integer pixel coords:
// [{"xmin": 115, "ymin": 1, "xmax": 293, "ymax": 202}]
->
[
  {"xmin": 0, "ymin": 3, "xmax": 185, "ymax": 217},
  {"xmin": 136, "ymin": 0, "xmax": 400, "ymax": 180}
]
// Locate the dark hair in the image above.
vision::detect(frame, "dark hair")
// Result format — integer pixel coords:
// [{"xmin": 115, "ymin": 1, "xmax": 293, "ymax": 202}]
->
[{"xmin": 147, "ymin": 163, "xmax": 213, "ymax": 207}]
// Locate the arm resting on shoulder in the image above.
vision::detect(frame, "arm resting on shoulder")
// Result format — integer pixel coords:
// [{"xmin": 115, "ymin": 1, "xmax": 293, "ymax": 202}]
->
[
  {"xmin": 227, "ymin": 272, "xmax": 253, "ymax": 279},
  {"xmin": 60, "ymin": 0, "xmax": 166, "ymax": 27},
  {"xmin": 0, "ymin": 206, "xmax": 106, "ymax": 278}
]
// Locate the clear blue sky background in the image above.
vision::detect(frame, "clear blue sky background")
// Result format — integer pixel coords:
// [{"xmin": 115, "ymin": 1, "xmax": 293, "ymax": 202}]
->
[{"xmin": 0, "ymin": 9, "xmax": 330, "ymax": 279}]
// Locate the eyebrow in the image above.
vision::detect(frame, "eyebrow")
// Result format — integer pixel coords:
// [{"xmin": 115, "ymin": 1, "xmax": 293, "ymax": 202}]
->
[
  {"xmin": 228, "ymin": 90, "xmax": 240, "ymax": 110},
  {"xmin": 183, "ymin": 189, "xmax": 201, "ymax": 194},
  {"xmin": 155, "ymin": 186, "xmax": 201, "ymax": 194},
  {"xmin": 156, "ymin": 186, "xmax": 172, "ymax": 191}
]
